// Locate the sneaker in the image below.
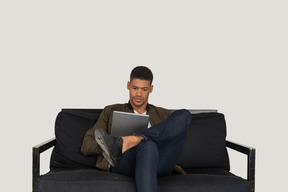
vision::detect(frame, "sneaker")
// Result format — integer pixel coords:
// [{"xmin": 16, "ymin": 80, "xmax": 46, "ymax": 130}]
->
[{"xmin": 94, "ymin": 128, "xmax": 123, "ymax": 167}]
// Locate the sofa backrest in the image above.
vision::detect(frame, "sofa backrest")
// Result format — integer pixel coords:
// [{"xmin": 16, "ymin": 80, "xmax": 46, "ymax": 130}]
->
[
  {"xmin": 50, "ymin": 109, "xmax": 102, "ymax": 169},
  {"xmin": 50, "ymin": 109, "xmax": 230, "ymax": 171},
  {"xmin": 177, "ymin": 112, "xmax": 230, "ymax": 171}
]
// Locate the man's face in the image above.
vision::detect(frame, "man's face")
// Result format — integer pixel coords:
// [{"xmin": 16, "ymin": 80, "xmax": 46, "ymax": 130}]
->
[{"xmin": 127, "ymin": 78, "xmax": 153, "ymax": 109}]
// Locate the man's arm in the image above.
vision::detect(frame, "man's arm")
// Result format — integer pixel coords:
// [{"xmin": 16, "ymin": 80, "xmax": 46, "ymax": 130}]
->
[{"xmin": 81, "ymin": 108, "xmax": 109, "ymax": 156}]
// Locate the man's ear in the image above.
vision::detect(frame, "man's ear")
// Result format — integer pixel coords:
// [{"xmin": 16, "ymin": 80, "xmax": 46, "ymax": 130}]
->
[
  {"xmin": 127, "ymin": 81, "xmax": 131, "ymax": 90},
  {"xmin": 150, "ymin": 85, "xmax": 154, "ymax": 93}
]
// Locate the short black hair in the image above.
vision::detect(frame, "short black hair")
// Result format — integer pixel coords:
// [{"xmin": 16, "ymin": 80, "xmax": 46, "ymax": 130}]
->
[{"xmin": 130, "ymin": 66, "xmax": 153, "ymax": 84}]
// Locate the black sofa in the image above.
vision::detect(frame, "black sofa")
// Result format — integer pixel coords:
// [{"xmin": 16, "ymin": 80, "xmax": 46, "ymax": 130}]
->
[{"xmin": 33, "ymin": 109, "xmax": 255, "ymax": 192}]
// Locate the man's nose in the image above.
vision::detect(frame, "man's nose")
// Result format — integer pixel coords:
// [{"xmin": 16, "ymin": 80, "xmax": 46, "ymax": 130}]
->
[{"xmin": 136, "ymin": 89, "xmax": 142, "ymax": 96}]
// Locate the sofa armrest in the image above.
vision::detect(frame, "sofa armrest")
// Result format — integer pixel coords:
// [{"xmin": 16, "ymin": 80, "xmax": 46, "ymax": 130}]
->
[
  {"xmin": 226, "ymin": 140, "xmax": 256, "ymax": 192},
  {"xmin": 32, "ymin": 138, "xmax": 56, "ymax": 192}
]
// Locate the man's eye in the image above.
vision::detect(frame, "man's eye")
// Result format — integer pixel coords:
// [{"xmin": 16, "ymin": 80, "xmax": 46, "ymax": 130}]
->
[{"xmin": 143, "ymin": 88, "xmax": 148, "ymax": 91}]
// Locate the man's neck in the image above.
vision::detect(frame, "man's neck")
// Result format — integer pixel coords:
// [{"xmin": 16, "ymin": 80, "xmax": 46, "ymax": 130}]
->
[
  {"xmin": 133, "ymin": 105, "xmax": 147, "ymax": 114},
  {"xmin": 128, "ymin": 101, "xmax": 148, "ymax": 114}
]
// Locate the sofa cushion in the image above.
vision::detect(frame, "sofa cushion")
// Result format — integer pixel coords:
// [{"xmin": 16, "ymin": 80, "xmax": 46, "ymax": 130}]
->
[
  {"xmin": 50, "ymin": 110, "xmax": 230, "ymax": 170},
  {"xmin": 36, "ymin": 169, "xmax": 249, "ymax": 192},
  {"xmin": 177, "ymin": 112, "xmax": 230, "ymax": 170},
  {"xmin": 158, "ymin": 173, "xmax": 249, "ymax": 192},
  {"xmin": 50, "ymin": 109, "xmax": 101, "ymax": 169}
]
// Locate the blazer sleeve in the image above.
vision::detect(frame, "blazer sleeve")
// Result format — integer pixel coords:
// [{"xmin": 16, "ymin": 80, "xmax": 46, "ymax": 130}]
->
[{"xmin": 81, "ymin": 107, "xmax": 110, "ymax": 156}]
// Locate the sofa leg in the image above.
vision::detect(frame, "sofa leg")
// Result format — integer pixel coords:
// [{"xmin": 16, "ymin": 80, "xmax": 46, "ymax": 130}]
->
[
  {"xmin": 248, "ymin": 148, "xmax": 256, "ymax": 192},
  {"xmin": 33, "ymin": 147, "xmax": 40, "ymax": 192}
]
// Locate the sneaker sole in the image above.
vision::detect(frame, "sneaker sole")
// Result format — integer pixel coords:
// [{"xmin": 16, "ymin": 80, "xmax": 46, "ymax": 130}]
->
[
  {"xmin": 95, "ymin": 130, "xmax": 117, "ymax": 166},
  {"xmin": 102, "ymin": 152, "xmax": 116, "ymax": 167}
]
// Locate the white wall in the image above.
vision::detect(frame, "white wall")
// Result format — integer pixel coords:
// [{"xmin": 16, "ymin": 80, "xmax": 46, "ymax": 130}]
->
[{"xmin": 1, "ymin": 1, "xmax": 287, "ymax": 191}]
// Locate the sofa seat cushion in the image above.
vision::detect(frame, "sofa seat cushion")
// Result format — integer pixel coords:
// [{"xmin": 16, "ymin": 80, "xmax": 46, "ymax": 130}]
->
[
  {"xmin": 36, "ymin": 169, "xmax": 249, "ymax": 192},
  {"xmin": 159, "ymin": 174, "xmax": 249, "ymax": 192},
  {"xmin": 36, "ymin": 169, "xmax": 136, "ymax": 192}
]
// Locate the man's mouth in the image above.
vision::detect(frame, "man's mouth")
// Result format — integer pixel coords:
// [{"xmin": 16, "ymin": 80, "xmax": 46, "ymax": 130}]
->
[{"xmin": 134, "ymin": 97, "xmax": 143, "ymax": 102}]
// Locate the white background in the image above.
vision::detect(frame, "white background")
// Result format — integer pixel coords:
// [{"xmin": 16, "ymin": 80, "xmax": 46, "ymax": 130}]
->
[{"xmin": 1, "ymin": 1, "xmax": 287, "ymax": 191}]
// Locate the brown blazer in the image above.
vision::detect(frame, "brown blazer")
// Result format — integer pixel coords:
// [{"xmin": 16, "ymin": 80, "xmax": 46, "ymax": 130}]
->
[{"xmin": 81, "ymin": 102, "xmax": 171, "ymax": 171}]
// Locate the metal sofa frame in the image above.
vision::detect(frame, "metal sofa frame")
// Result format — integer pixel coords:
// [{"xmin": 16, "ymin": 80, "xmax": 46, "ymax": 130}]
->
[{"xmin": 32, "ymin": 109, "xmax": 255, "ymax": 192}]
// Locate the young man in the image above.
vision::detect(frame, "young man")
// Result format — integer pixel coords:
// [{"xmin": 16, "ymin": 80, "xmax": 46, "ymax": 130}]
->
[{"xmin": 81, "ymin": 66, "xmax": 191, "ymax": 192}]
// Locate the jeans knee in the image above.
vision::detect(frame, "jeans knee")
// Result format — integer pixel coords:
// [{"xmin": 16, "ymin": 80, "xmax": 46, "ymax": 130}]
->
[
  {"xmin": 181, "ymin": 109, "xmax": 191, "ymax": 118},
  {"xmin": 174, "ymin": 109, "xmax": 191, "ymax": 125}
]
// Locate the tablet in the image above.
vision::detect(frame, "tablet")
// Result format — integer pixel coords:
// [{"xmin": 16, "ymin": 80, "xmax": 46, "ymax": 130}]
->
[{"xmin": 111, "ymin": 111, "xmax": 149, "ymax": 136}]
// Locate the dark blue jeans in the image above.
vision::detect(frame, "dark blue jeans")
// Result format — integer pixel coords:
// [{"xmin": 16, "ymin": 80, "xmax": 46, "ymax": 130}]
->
[{"xmin": 110, "ymin": 109, "xmax": 191, "ymax": 192}]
